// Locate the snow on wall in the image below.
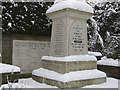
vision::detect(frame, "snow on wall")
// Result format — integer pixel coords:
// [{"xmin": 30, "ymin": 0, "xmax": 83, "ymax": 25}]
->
[
  {"xmin": 97, "ymin": 57, "xmax": 119, "ymax": 67},
  {"xmin": 0, "ymin": 63, "xmax": 20, "ymax": 74},
  {"xmin": 88, "ymin": 51, "xmax": 102, "ymax": 56}
]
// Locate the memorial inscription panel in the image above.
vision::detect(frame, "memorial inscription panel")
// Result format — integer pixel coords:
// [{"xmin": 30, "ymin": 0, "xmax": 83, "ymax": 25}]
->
[
  {"xmin": 50, "ymin": 20, "xmax": 67, "ymax": 57},
  {"xmin": 69, "ymin": 20, "xmax": 88, "ymax": 55},
  {"xmin": 13, "ymin": 40, "xmax": 50, "ymax": 73}
]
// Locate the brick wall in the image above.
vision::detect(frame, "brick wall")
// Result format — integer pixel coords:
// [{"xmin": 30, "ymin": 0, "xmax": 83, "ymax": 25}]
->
[{"xmin": 2, "ymin": 34, "xmax": 50, "ymax": 64}]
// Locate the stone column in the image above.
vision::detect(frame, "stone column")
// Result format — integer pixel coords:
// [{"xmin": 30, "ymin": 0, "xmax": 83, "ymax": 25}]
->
[
  {"xmin": 47, "ymin": 0, "xmax": 93, "ymax": 57},
  {"xmin": 32, "ymin": 0, "xmax": 106, "ymax": 88}
]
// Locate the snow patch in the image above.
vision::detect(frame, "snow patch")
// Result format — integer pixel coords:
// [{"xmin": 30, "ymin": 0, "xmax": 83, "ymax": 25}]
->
[
  {"xmin": 5, "ymin": 13, "xmax": 12, "ymax": 19},
  {"xmin": 88, "ymin": 51, "xmax": 102, "ymax": 56},
  {"xmin": 83, "ymin": 78, "xmax": 119, "ymax": 88},
  {"xmin": 24, "ymin": 6, "xmax": 28, "ymax": 11},
  {"xmin": 31, "ymin": 21, "xmax": 35, "ymax": 24},
  {"xmin": 46, "ymin": 0, "xmax": 93, "ymax": 14},
  {"xmin": 14, "ymin": 3, "xmax": 18, "ymax": 7},
  {"xmin": 8, "ymin": 22, "xmax": 12, "ymax": 28},
  {"xmin": 0, "ymin": 63, "xmax": 20, "ymax": 74},
  {"xmin": 1, "ymin": 77, "xmax": 118, "ymax": 89},
  {"xmin": 97, "ymin": 31, "xmax": 104, "ymax": 47},
  {"xmin": 32, "ymin": 68, "xmax": 106, "ymax": 82},
  {"xmin": 97, "ymin": 56, "xmax": 119, "ymax": 67},
  {"xmin": 42, "ymin": 55, "xmax": 97, "ymax": 62},
  {"xmin": 19, "ymin": 78, "xmax": 57, "ymax": 88},
  {"xmin": 37, "ymin": 0, "xmax": 44, "ymax": 2},
  {"xmin": 0, "ymin": 83, "xmax": 34, "ymax": 89},
  {"xmin": 10, "ymin": 0, "xmax": 14, "ymax": 4},
  {"xmin": 107, "ymin": 31, "xmax": 110, "ymax": 36}
]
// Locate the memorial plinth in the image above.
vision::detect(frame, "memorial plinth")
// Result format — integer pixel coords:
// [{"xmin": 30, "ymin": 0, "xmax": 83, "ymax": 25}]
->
[{"xmin": 32, "ymin": 0, "xmax": 106, "ymax": 88}]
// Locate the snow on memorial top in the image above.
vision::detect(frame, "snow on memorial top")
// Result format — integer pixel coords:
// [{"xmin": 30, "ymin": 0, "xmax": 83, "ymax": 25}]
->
[
  {"xmin": 46, "ymin": 0, "xmax": 93, "ymax": 14},
  {"xmin": 54, "ymin": 0, "xmax": 86, "ymax": 3}
]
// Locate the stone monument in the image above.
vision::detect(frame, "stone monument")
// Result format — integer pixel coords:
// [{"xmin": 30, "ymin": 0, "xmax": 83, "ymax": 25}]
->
[{"xmin": 32, "ymin": 0, "xmax": 106, "ymax": 88}]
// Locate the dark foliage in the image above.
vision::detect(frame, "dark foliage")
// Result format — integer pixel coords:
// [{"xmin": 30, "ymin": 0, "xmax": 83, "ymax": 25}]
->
[
  {"xmin": 88, "ymin": 2, "xmax": 120, "ymax": 59},
  {"xmin": 2, "ymin": 2, "xmax": 53, "ymax": 36}
]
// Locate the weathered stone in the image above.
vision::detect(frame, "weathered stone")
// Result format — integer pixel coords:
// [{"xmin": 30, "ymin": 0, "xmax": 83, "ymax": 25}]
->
[
  {"xmin": 2, "ymin": 34, "xmax": 50, "ymax": 65},
  {"xmin": 32, "ymin": 75, "xmax": 106, "ymax": 88},
  {"xmin": 32, "ymin": 75, "xmax": 44, "ymax": 83},
  {"xmin": 13, "ymin": 40, "xmax": 50, "ymax": 74},
  {"xmin": 32, "ymin": 0, "xmax": 106, "ymax": 88},
  {"xmin": 48, "ymin": 9, "xmax": 93, "ymax": 57},
  {"xmin": 42, "ymin": 60, "xmax": 97, "ymax": 74}
]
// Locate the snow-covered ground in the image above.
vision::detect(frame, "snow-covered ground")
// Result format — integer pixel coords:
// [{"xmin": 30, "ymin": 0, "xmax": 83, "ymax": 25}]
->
[
  {"xmin": 19, "ymin": 77, "xmax": 120, "ymax": 88},
  {"xmin": 0, "ymin": 56, "xmax": 119, "ymax": 89},
  {"xmin": 97, "ymin": 56, "xmax": 120, "ymax": 67},
  {"xmin": 83, "ymin": 77, "xmax": 119, "ymax": 88},
  {"xmin": 0, "ymin": 77, "xmax": 119, "ymax": 89},
  {"xmin": 0, "ymin": 63, "xmax": 20, "ymax": 74}
]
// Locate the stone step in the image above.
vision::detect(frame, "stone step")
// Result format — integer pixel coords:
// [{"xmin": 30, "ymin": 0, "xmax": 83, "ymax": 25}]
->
[{"xmin": 32, "ymin": 68, "xmax": 106, "ymax": 88}]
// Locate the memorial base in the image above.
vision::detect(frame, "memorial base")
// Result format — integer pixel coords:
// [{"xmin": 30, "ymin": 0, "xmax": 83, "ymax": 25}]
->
[
  {"xmin": 32, "ymin": 68, "xmax": 106, "ymax": 88},
  {"xmin": 32, "ymin": 55, "xmax": 106, "ymax": 88}
]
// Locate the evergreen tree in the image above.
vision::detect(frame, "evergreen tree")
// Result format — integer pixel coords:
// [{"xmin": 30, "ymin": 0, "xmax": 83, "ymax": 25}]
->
[
  {"xmin": 88, "ymin": 2, "xmax": 120, "ymax": 59},
  {"xmin": 2, "ymin": 2, "xmax": 53, "ymax": 36},
  {"xmin": 87, "ymin": 17, "xmax": 104, "ymax": 52}
]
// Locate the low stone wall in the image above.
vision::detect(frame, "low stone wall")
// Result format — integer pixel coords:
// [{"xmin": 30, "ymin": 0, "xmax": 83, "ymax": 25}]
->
[
  {"xmin": 13, "ymin": 40, "xmax": 50, "ymax": 74},
  {"xmin": 2, "ymin": 34, "xmax": 50, "ymax": 65},
  {"xmin": 97, "ymin": 65, "xmax": 119, "ymax": 79}
]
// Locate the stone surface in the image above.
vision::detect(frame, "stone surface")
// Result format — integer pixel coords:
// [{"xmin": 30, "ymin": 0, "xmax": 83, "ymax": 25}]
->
[
  {"xmin": 48, "ymin": 9, "xmax": 92, "ymax": 57},
  {"xmin": 42, "ymin": 60, "xmax": 97, "ymax": 74},
  {"xmin": 2, "ymin": 35, "xmax": 50, "ymax": 65},
  {"xmin": 32, "ymin": 0, "xmax": 106, "ymax": 88},
  {"xmin": 32, "ymin": 75, "xmax": 106, "ymax": 88},
  {"xmin": 13, "ymin": 40, "xmax": 50, "ymax": 74}
]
